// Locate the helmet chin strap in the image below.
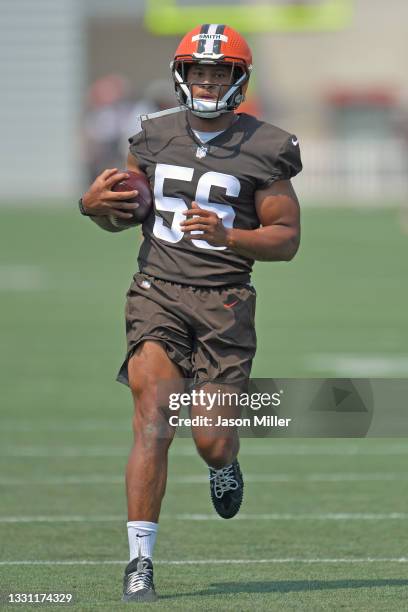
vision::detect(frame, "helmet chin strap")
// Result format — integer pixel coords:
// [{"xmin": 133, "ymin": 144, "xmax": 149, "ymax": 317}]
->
[
  {"xmin": 191, "ymin": 110, "xmax": 224, "ymax": 118},
  {"xmin": 190, "ymin": 98, "xmax": 229, "ymax": 119}
]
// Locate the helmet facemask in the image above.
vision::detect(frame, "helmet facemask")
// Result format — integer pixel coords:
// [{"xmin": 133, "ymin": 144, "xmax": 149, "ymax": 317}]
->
[{"xmin": 171, "ymin": 57, "xmax": 250, "ymax": 118}]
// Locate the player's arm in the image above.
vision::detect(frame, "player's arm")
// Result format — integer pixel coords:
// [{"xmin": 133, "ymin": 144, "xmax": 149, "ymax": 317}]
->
[
  {"xmin": 227, "ymin": 180, "xmax": 300, "ymax": 261},
  {"xmin": 81, "ymin": 167, "xmax": 139, "ymax": 233},
  {"xmin": 181, "ymin": 180, "xmax": 300, "ymax": 261},
  {"xmin": 126, "ymin": 152, "xmax": 142, "ymax": 174}
]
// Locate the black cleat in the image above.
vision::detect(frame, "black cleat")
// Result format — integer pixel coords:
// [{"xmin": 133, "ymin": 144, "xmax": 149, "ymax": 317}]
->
[
  {"xmin": 122, "ymin": 556, "xmax": 158, "ymax": 603},
  {"xmin": 209, "ymin": 459, "xmax": 244, "ymax": 519}
]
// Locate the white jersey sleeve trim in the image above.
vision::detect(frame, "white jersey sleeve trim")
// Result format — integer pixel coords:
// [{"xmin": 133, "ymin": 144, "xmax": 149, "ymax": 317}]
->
[{"xmin": 140, "ymin": 106, "xmax": 185, "ymax": 122}]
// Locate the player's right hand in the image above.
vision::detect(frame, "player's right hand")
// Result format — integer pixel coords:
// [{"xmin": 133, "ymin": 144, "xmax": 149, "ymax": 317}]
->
[{"xmin": 81, "ymin": 168, "xmax": 139, "ymax": 219}]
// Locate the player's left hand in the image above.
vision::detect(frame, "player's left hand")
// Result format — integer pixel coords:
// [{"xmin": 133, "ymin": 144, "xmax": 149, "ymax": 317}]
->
[{"xmin": 180, "ymin": 202, "xmax": 230, "ymax": 247}]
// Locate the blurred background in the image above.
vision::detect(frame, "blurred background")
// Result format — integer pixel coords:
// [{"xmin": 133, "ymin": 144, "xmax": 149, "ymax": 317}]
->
[
  {"xmin": 2, "ymin": 0, "xmax": 408, "ymax": 203},
  {"xmin": 1, "ymin": 0, "xmax": 408, "ymax": 395}
]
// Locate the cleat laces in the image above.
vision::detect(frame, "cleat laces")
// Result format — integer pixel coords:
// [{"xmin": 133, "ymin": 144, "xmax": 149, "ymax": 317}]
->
[
  {"xmin": 209, "ymin": 464, "xmax": 239, "ymax": 499},
  {"xmin": 127, "ymin": 559, "xmax": 153, "ymax": 593}
]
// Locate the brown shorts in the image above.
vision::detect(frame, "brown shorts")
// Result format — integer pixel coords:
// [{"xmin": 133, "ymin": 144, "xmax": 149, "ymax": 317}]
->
[{"xmin": 116, "ymin": 272, "xmax": 257, "ymax": 386}]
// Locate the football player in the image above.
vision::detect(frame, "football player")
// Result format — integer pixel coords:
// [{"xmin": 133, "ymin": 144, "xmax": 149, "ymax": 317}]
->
[{"xmin": 79, "ymin": 24, "xmax": 302, "ymax": 602}]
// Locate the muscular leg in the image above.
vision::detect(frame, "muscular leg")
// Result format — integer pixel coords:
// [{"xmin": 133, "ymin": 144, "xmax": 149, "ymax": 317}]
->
[
  {"xmin": 126, "ymin": 340, "xmax": 183, "ymax": 522},
  {"xmin": 190, "ymin": 383, "xmax": 240, "ymax": 469}
]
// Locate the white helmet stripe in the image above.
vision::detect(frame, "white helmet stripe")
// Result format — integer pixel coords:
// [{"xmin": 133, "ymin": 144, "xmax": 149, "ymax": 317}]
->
[{"xmin": 204, "ymin": 24, "xmax": 220, "ymax": 54}]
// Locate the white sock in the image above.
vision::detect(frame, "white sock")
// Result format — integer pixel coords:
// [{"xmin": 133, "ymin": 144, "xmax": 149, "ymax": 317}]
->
[{"xmin": 127, "ymin": 521, "xmax": 158, "ymax": 561}]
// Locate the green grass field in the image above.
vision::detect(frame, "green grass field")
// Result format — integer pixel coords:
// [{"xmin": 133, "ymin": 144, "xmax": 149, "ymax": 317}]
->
[{"xmin": 1, "ymin": 207, "xmax": 408, "ymax": 610}]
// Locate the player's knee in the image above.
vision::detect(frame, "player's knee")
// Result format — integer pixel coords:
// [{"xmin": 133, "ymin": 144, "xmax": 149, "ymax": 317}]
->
[
  {"xmin": 131, "ymin": 411, "xmax": 173, "ymax": 451},
  {"xmin": 127, "ymin": 342, "xmax": 180, "ymax": 447},
  {"xmin": 130, "ymin": 384, "xmax": 174, "ymax": 447},
  {"xmin": 194, "ymin": 435, "xmax": 238, "ymax": 468},
  {"xmin": 128, "ymin": 368, "xmax": 156, "ymax": 399}
]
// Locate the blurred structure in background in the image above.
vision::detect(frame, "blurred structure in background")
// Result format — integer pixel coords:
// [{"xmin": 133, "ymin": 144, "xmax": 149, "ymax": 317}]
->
[
  {"xmin": 83, "ymin": 74, "xmax": 133, "ymax": 183},
  {"xmin": 122, "ymin": 79, "xmax": 176, "ymax": 155},
  {"xmin": 1, "ymin": 0, "xmax": 408, "ymax": 205},
  {"xmin": 291, "ymin": 85, "xmax": 407, "ymax": 204},
  {"xmin": 82, "ymin": 75, "xmax": 174, "ymax": 181}
]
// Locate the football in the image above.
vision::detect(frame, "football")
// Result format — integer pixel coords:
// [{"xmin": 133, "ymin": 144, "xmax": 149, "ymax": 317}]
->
[{"xmin": 110, "ymin": 170, "xmax": 153, "ymax": 227}]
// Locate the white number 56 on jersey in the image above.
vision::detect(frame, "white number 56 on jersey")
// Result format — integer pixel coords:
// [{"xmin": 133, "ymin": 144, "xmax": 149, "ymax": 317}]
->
[{"xmin": 152, "ymin": 163, "xmax": 239, "ymax": 251}]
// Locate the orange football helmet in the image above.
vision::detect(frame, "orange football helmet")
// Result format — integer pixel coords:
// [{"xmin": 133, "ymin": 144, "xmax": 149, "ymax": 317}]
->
[{"xmin": 170, "ymin": 24, "xmax": 253, "ymax": 118}]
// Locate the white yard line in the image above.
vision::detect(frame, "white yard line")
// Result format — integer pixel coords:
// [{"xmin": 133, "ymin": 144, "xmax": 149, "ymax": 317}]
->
[
  {"xmin": 0, "ymin": 447, "xmax": 129, "ymax": 457},
  {"xmin": 2, "ymin": 445, "xmax": 408, "ymax": 458},
  {"xmin": 0, "ymin": 473, "xmax": 407, "ymax": 486},
  {"xmin": 0, "ymin": 558, "xmax": 407, "ymax": 566},
  {"xmin": 0, "ymin": 264, "xmax": 47, "ymax": 291},
  {"xmin": 0, "ymin": 476, "xmax": 124, "ymax": 485},
  {"xmin": 171, "ymin": 472, "xmax": 408, "ymax": 483},
  {"xmin": 0, "ymin": 513, "xmax": 407, "ymax": 523},
  {"xmin": 307, "ymin": 353, "xmax": 408, "ymax": 376},
  {"xmin": 0, "ymin": 421, "xmax": 130, "ymax": 432}
]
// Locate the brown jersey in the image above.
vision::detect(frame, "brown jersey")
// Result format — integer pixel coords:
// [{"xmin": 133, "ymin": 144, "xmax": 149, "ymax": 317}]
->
[{"xmin": 128, "ymin": 107, "xmax": 302, "ymax": 287}]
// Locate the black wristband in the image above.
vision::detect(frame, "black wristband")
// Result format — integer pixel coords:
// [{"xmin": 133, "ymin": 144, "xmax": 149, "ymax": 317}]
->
[{"xmin": 78, "ymin": 197, "xmax": 95, "ymax": 217}]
